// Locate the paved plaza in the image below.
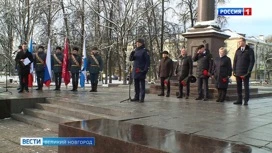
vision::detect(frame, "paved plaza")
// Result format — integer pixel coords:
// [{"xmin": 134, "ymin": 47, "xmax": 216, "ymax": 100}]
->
[{"xmin": 1, "ymin": 85, "xmax": 272, "ymax": 152}]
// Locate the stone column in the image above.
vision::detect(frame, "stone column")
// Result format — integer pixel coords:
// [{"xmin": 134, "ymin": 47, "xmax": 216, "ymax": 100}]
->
[{"xmin": 197, "ymin": 0, "xmax": 215, "ymax": 22}]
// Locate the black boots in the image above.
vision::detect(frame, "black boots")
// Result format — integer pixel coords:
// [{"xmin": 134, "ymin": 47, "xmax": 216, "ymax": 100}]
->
[
  {"xmin": 90, "ymin": 83, "xmax": 98, "ymax": 92},
  {"xmin": 216, "ymin": 90, "xmax": 222, "ymax": 102},
  {"xmin": 216, "ymin": 89, "xmax": 227, "ymax": 102}
]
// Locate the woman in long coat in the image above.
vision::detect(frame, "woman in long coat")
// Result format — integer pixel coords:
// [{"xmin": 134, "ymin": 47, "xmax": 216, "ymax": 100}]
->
[{"xmin": 212, "ymin": 47, "xmax": 232, "ymax": 102}]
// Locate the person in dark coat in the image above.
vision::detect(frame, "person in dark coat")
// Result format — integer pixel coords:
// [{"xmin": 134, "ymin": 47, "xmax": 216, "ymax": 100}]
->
[
  {"xmin": 158, "ymin": 51, "xmax": 173, "ymax": 97},
  {"xmin": 69, "ymin": 47, "xmax": 82, "ymax": 91},
  {"xmin": 193, "ymin": 44, "xmax": 213, "ymax": 101},
  {"xmin": 175, "ymin": 48, "xmax": 193, "ymax": 99},
  {"xmin": 233, "ymin": 38, "xmax": 255, "ymax": 105},
  {"xmin": 129, "ymin": 38, "xmax": 150, "ymax": 103},
  {"xmin": 15, "ymin": 42, "xmax": 34, "ymax": 93},
  {"xmin": 87, "ymin": 47, "xmax": 103, "ymax": 92},
  {"xmin": 52, "ymin": 46, "xmax": 63, "ymax": 91},
  {"xmin": 34, "ymin": 45, "xmax": 46, "ymax": 90},
  {"xmin": 211, "ymin": 47, "xmax": 232, "ymax": 102},
  {"xmin": 15, "ymin": 45, "xmax": 23, "ymax": 90}
]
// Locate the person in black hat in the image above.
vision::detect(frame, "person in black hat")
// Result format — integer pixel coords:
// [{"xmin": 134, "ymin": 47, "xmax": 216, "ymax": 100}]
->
[
  {"xmin": 69, "ymin": 47, "xmax": 82, "ymax": 91},
  {"xmin": 87, "ymin": 47, "xmax": 103, "ymax": 92},
  {"xmin": 52, "ymin": 46, "xmax": 63, "ymax": 91},
  {"xmin": 129, "ymin": 38, "xmax": 150, "ymax": 102},
  {"xmin": 158, "ymin": 51, "xmax": 173, "ymax": 97},
  {"xmin": 193, "ymin": 44, "xmax": 213, "ymax": 101},
  {"xmin": 211, "ymin": 47, "xmax": 232, "ymax": 102},
  {"xmin": 34, "ymin": 45, "xmax": 46, "ymax": 90},
  {"xmin": 175, "ymin": 48, "xmax": 193, "ymax": 99}
]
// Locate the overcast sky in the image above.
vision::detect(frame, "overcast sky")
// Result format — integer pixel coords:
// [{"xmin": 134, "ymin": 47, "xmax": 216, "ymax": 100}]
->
[{"xmin": 217, "ymin": 0, "xmax": 272, "ymax": 36}]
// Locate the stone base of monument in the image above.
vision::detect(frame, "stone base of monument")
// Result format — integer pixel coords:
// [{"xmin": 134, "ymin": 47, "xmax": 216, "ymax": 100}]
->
[
  {"xmin": 58, "ymin": 119, "xmax": 256, "ymax": 153},
  {"xmin": 0, "ymin": 97, "xmax": 46, "ymax": 119},
  {"xmin": 149, "ymin": 80, "xmax": 270, "ymax": 101}
]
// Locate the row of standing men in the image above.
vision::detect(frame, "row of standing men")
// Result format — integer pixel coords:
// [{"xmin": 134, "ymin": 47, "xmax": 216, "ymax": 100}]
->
[
  {"xmin": 15, "ymin": 42, "xmax": 103, "ymax": 93},
  {"xmin": 156, "ymin": 37, "xmax": 255, "ymax": 105}
]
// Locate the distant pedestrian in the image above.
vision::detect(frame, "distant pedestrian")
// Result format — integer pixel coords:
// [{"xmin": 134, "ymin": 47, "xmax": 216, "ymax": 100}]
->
[
  {"xmin": 129, "ymin": 39, "xmax": 150, "ymax": 103},
  {"xmin": 233, "ymin": 38, "xmax": 255, "ymax": 105},
  {"xmin": 211, "ymin": 47, "xmax": 232, "ymax": 102}
]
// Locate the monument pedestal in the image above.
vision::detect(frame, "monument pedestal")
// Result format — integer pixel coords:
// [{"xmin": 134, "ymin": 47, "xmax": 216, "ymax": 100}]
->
[{"xmin": 182, "ymin": 22, "xmax": 230, "ymax": 58}]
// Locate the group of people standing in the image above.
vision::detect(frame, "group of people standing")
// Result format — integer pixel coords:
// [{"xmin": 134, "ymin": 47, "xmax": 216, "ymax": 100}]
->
[
  {"xmin": 157, "ymin": 37, "xmax": 255, "ymax": 105},
  {"xmin": 14, "ymin": 37, "xmax": 255, "ymax": 106},
  {"xmin": 15, "ymin": 42, "xmax": 103, "ymax": 93}
]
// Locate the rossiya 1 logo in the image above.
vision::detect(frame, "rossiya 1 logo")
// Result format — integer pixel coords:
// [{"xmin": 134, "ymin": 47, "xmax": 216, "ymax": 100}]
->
[{"xmin": 218, "ymin": 8, "xmax": 252, "ymax": 16}]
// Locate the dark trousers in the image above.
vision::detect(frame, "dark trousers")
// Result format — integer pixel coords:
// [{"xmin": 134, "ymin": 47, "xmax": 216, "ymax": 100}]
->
[
  {"xmin": 217, "ymin": 88, "xmax": 227, "ymax": 101},
  {"xmin": 54, "ymin": 72, "xmax": 62, "ymax": 89},
  {"xmin": 18, "ymin": 73, "xmax": 22, "ymax": 89},
  {"xmin": 19, "ymin": 72, "xmax": 29, "ymax": 91},
  {"xmin": 71, "ymin": 73, "xmax": 79, "ymax": 90},
  {"xmin": 236, "ymin": 76, "xmax": 250, "ymax": 102},
  {"xmin": 197, "ymin": 77, "xmax": 209, "ymax": 98},
  {"xmin": 179, "ymin": 80, "xmax": 190, "ymax": 96},
  {"xmin": 36, "ymin": 71, "xmax": 44, "ymax": 89},
  {"xmin": 90, "ymin": 73, "xmax": 99, "ymax": 85},
  {"xmin": 160, "ymin": 77, "xmax": 170, "ymax": 95},
  {"xmin": 134, "ymin": 79, "xmax": 145, "ymax": 100}
]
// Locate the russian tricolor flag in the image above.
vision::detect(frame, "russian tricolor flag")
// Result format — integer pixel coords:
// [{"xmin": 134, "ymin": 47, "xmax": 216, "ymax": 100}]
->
[
  {"xmin": 44, "ymin": 39, "xmax": 52, "ymax": 87},
  {"xmin": 80, "ymin": 37, "xmax": 87, "ymax": 88},
  {"xmin": 28, "ymin": 37, "xmax": 34, "ymax": 87}
]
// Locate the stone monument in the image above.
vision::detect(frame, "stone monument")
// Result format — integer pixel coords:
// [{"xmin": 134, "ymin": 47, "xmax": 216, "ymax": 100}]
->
[{"xmin": 182, "ymin": 0, "xmax": 230, "ymax": 58}]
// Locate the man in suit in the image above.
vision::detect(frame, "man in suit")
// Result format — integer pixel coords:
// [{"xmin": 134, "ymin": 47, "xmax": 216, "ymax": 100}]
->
[
  {"xmin": 69, "ymin": 47, "xmax": 82, "ymax": 91},
  {"xmin": 52, "ymin": 46, "xmax": 63, "ymax": 91},
  {"xmin": 87, "ymin": 47, "xmax": 103, "ymax": 92},
  {"xmin": 15, "ymin": 42, "xmax": 34, "ymax": 93},
  {"xmin": 129, "ymin": 39, "xmax": 150, "ymax": 103},
  {"xmin": 233, "ymin": 38, "xmax": 255, "ymax": 105},
  {"xmin": 34, "ymin": 45, "xmax": 46, "ymax": 90},
  {"xmin": 158, "ymin": 51, "xmax": 173, "ymax": 97},
  {"xmin": 175, "ymin": 48, "xmax": 193, "ymax": 99},
  {"xmin": 193, "ymin": 45, "xmax": 213, "ymax": 101}
]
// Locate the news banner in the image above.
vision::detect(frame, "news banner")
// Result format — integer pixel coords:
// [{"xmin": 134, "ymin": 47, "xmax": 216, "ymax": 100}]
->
[
  {"xmin": 218, "ymin": 8, "xmax": 252, "ymax": 16},
  {"xmin": 20, "ymin": 137, "xmax": 95, "ymax": 146}
]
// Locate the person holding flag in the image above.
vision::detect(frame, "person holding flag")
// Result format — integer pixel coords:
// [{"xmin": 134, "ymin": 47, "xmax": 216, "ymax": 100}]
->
[
  {"xmin": 69, "ymin": 47, "xmax": 82, "ymax": 91},
  {"xmin": 34, "ymin": 45, "xmax": 46, "ymax": 90},
  {"xmin": 52, "ymin": 46, "xmax": 63, "ymax": 91},
  {"xmin": 87, "ymin": 47, "xmax": 103, "ymax": 92},
  {"xmin": 16, "ymin": 42, "xmax": 34, "ymax": 93}
]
